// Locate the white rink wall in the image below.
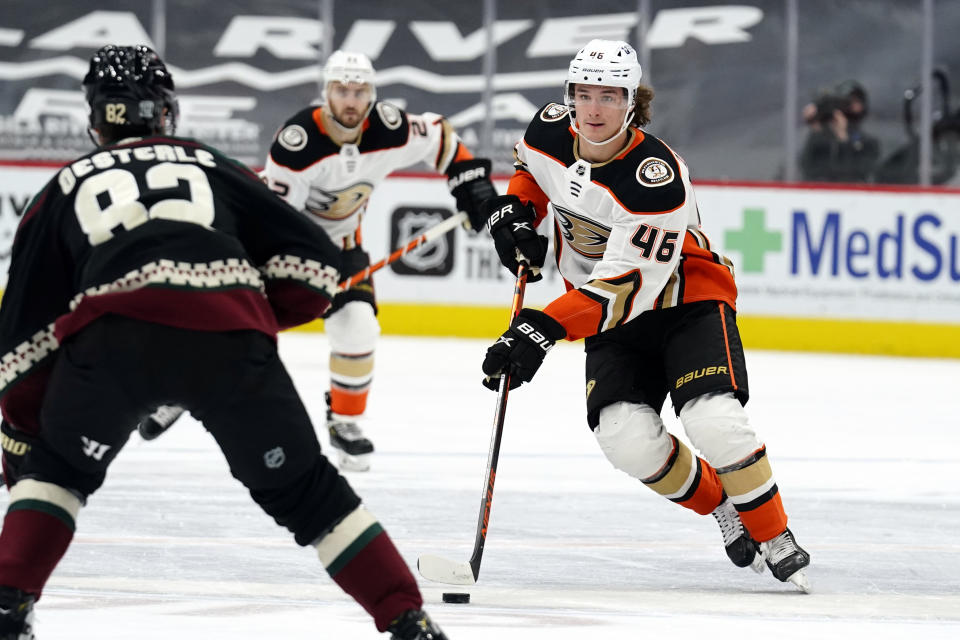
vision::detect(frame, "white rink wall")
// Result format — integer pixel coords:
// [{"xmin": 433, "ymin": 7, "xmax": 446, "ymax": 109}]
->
[{"xmin": 2, "ymin": 163, "xmax": 959, "ymax": 355}]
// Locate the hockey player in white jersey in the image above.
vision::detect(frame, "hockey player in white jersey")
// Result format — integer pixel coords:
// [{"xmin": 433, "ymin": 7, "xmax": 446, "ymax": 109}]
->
[
  {"xmin": 260, "ymin": 51, "xmax": 496, "ymax": 471},
  {"xmin": 477, "ymin": 39, "xmax": 811, "ymax": 591}
]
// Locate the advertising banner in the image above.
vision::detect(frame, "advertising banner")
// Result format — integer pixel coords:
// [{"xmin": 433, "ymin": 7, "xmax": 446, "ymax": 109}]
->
[
  {"xmin": 696, "ymin": 184, "xmax": 960, "ymax": 325},
  {"xmin": 4, "ymin": 2, "xmax": 960, "ymax": 181},
  {"xmin": 4, "ymin": 164, "xmax": 957, "ymax": 328}
]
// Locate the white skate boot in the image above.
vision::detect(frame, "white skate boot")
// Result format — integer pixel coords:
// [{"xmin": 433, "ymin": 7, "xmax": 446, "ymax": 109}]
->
[
  {"xmin": 759, "ymin": 528, "xmax": 811, "ymax": 592},
  {"xmin": 711, "ymin": 497, "xmax": 765, "ymax": 574},
  {"xmin": 325, "ymin": 393, "xmax": 373, "ymax": 472}
]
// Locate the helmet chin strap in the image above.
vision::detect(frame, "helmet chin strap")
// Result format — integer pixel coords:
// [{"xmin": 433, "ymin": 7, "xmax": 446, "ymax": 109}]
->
[
  {"xmin": 324, "ymin": 100, "xmax": 375, "ymax": 139},
  {"xmin": 327, "ymin": 115, "xmax": 364, "ymax": 137},
  {"xmin": 569, "ymin": 107, "xmax": 635, "ymax": 147}
]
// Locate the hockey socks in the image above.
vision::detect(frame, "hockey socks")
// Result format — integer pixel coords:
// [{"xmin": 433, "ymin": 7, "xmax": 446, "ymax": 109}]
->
[
  {"xmin": 642, "ymin": 435, "xmax": 724, "ymax": 515},
  {"xmin": 315, "ymin": 506, "xmax": 421, "ymax": 632},
  {"xmin": 329, "ymin": 351, "xmax": 374, "ymax": 416},
  {"xmin": 0, "ymin": 479, "xmax": 81, "ymax": 597},
  {"xmin": 715, "ymin": 445, "xmax": 788, "ymax": 543}
]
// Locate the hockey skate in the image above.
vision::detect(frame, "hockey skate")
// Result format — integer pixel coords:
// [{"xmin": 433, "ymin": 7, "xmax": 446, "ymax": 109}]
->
[
  {"xmin": 759, "ymin": 528, "xmax": 811, "ymax": 592},
  {"xmin": 137, "ymin": 404, "xmax": 185, "ymax": 441},
  {"xmin": 0, "ymin": 586, "xmax": 35, "ymax": 640},
  {"xmin": 387, "ymin": 609, "xmax": 448, "ymax": 640},
  {"xmin": 325, "ymin": 393, "xmax": 374, "ymax": 472},
  {"xmin": 711, "ymin": 497, "xmax": 765, "ymax": 574}
]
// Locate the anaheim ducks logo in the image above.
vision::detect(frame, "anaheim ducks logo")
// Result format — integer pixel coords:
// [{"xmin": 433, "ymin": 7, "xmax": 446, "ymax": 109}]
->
[
  {"xmin": 540, "ymin": 102, "xmax": 569, "ymax": 122},
  {"xmin": 553, "ymin": 204, "xmax": 610, "ymax": 260},
  {"xmin": 278, "ymin": 124, "xmax": 308, "ymax": 152},
  {"xmin": 636, "ymin": 157, "xmax": 675, "ymax": 187},
  {"xmin": 305, "ymin": 182, "xmax": 374, "ymax": 221},
  {"xmin": 376, "ymin": 102, "xmax": 403, "ymax": 130}
]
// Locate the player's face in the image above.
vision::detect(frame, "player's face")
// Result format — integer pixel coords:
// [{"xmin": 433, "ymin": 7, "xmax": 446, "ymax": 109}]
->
[
  {"xmin": 572, "ymin": 84, "xmax": 630, "ymax": 144},
  {"xmin": 326, "ymin": 81, "xmax": 373, "ymax": 128}
]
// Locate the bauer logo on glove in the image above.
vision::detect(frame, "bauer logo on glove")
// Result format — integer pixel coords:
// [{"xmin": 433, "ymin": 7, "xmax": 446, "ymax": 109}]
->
[
  {"xmin": 446, "ymin": 158, "xmax": 498, "ymax": 232},
  {"xmin": 483, "ymin": 195, "xmax": 549, "ymax": 283},
  {"xmin": 481, "ymin": 308, "xmax": 566, "ymax": 390},
  {"xmin": 514, "ymin": 322, "xmax": 555, "ymax": 351}
]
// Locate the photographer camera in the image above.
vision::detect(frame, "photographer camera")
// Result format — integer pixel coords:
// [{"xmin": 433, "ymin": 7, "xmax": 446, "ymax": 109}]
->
[{"xmin": 800, "ymin": 80, "xmax": 880, "ymax": 182}]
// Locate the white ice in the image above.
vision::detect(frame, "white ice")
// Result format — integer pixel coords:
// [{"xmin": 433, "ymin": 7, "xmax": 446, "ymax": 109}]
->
[{"xmin": 2, "ymin": 333, "xmax": 959, "ymax": 639}]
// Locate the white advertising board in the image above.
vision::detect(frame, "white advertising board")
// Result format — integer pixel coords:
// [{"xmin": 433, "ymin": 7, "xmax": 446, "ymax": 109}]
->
[
  {"xmin": 0, "ymin": 165, "xmax": 53, "ymax": 267},
  {"xmin": 695, "ymin": 184, "xmax": 960, "ymax": 324},
  {"xmin": 2, "ymin": 164, "xmax": 959, "ymax": 327}
]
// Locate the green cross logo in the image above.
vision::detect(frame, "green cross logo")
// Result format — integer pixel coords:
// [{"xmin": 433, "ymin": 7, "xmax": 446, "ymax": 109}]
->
[{"xmin": 724, "ymin": 208, "xmax": 782, "ymax": 273}]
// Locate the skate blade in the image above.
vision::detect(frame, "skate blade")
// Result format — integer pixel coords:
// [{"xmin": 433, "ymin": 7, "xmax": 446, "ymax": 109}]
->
[
  {"xmin": 786, "ymin": 568, "xmax": 811, "ymax": 593},
  {"xmin": 337, "ymin": 451, "xmax": 371, "ymax": 472},
  {"xmin": 749, "ymin": 553, "xmax": 766, "ymax": 575}
]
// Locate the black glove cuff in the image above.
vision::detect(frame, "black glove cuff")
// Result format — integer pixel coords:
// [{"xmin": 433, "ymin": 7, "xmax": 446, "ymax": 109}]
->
[
  {"xmin": 339, "ymin": 246, "xmax": 371, "ymax": 280},
  {"xmin": 516, "ymin": 308, "xmax": 567, "ymax": 341},
  {"xmin": 485, "ymin": 194, "xmax": 535, "ymax": 231},
  {"xmin": 446, "ymin": 158, "xmax": 491, "ymax": 189}
]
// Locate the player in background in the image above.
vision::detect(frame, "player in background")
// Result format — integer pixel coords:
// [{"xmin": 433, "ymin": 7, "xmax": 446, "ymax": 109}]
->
[
  {"xmin": 477, "ymin": 39, "xmax": 811, "ymax": 591},
  {"xmin": 0, "ymin": 45, "xmax": 448, "ymax": 640},
  {"xmin": 258, "ymin": 49, "xmax": 496, "ymax": 471}
]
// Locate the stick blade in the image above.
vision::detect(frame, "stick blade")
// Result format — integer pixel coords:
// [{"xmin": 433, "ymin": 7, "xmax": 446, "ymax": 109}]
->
[{"xmin": 417, "ymin": 554, "xmax": 477, "ymax": 585}]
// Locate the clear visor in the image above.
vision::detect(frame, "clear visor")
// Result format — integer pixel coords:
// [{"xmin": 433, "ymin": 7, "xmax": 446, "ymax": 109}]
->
[
  {"xmin": 326, "ymin": 81, "xmax": 374, "ymax": 104},
  {"xmin": 569, "ymin": 84, "xmax": 631, "ymax": 109}
]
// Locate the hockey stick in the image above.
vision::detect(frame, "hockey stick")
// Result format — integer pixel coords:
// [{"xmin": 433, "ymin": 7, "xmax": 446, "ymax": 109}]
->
[
  {"xmin": 138, "ymin": 215, "xmax": 465, "ymax": 442},
  {"xmin": 417, "ymin": 262, "xmax": 529, "ymax": 585},
  {"xmin": 339, "ymin": 211, "xmax": 467, "ymax": 291}
]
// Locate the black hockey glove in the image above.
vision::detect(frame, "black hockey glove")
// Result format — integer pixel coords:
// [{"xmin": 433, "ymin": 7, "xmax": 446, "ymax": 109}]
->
[
  {"xmin": 1, "ymin": 420, "xmax": 34, "ymax": 489},
  {"xmin": 338, "ymin": 246, "xmax": 371, "ymax": 283},
  {"xmin": 447, "ymin": 158, "xmax": 498, "ymax": 232},
  {"xmin": 482, "ymin": 308, "xmax": 567, "ymax": 390},
  {"xmin": 485, "ymin": 195, "xmax": 549, "ymax": 282}
]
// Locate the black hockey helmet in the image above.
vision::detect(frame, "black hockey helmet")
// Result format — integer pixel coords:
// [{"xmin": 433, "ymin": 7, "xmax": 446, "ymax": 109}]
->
[{"xmin": 82, "ymin": 45, "xmax": 178, "ymax": 140}]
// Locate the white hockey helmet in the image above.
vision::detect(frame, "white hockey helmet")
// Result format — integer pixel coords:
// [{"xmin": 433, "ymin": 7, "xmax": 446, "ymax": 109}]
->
[
  {"xmin": 565, "ymin": 39, "xmax": 643, "ymax": 145},
  {"xmin": 321, "ymin": 50, "xmax": 377, "ymax": 105}
]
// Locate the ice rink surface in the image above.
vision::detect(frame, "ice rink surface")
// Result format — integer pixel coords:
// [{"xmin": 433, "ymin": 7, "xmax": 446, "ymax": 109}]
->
[{"xmin": 2, "ymin": 332, "xmax": 959, "ymax": 639}]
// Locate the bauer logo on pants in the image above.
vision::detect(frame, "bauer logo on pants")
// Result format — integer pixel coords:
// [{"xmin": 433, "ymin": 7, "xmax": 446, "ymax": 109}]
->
[{"xmin": 389, "ymin": 207, "xmax": 456, "ymax": 277}]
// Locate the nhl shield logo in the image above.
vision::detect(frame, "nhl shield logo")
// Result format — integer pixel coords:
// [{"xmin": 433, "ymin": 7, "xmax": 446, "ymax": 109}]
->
[
  {"xmin": 264, "ymin": 446, "xmax": 286, "ymax": 469},
  {"xmin": 636, "ymin": 157, "xmax": 675, "ymax": 187},
  {"xmin": 389, "ymin": 207, "xmax": 456, "ymax": 276}
]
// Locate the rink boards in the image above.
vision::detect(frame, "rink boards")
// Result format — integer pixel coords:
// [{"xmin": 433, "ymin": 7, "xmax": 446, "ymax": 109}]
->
[{"xmin": 1, "ymin": 163, "xmax": 958, "ymax": 357}]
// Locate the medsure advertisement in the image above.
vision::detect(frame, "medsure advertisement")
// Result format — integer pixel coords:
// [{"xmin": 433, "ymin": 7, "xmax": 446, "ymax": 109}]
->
[{"xmin": 697, "ymin": 185, "xmax": 960, "ymax": 324}]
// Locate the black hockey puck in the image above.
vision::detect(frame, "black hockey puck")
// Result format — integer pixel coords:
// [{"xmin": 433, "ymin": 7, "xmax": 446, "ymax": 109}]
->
[{"xmin": 442, "ymin": 592, "xmax": 470, "ymax": 604}]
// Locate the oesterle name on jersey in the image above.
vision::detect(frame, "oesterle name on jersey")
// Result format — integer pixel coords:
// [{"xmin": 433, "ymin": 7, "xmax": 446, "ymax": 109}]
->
[{"xmin": 59, "ymin": 144, "xmax": 217, "ymax": 194}]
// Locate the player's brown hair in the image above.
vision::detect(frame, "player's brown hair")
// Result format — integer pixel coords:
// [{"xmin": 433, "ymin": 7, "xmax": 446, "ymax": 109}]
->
[{"xmin": 631, "ymin": 83, "xmax": 654, "ymax": 128}]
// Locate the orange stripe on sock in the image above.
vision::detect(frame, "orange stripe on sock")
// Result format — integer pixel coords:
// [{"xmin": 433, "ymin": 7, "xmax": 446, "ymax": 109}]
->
[
  {"xmin": 330, "ymin": 388, "xmax": 369, "ymax": 416},
  {"xmin": 676, "ymin": 458, "xmax": 725, "ymax": 516},
  {"xmin": 738, "ymin": 491, "xmax": 788, "ymax": 543}
]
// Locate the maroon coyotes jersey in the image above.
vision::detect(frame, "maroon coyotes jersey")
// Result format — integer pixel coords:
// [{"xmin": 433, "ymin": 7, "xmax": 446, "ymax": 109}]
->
[{"xmin": 0, "ymin": 135, "xmax": 341, "ymax": 434}]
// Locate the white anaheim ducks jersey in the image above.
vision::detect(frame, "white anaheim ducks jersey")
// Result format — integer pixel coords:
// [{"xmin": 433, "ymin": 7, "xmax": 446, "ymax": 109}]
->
[
  {"xmin": 509, "ymin": 103, "xmax": 737, "ymax": 341},
  {"xmin": 262, "ymin": 101, "xmax": 467, "ymax": 247}
]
